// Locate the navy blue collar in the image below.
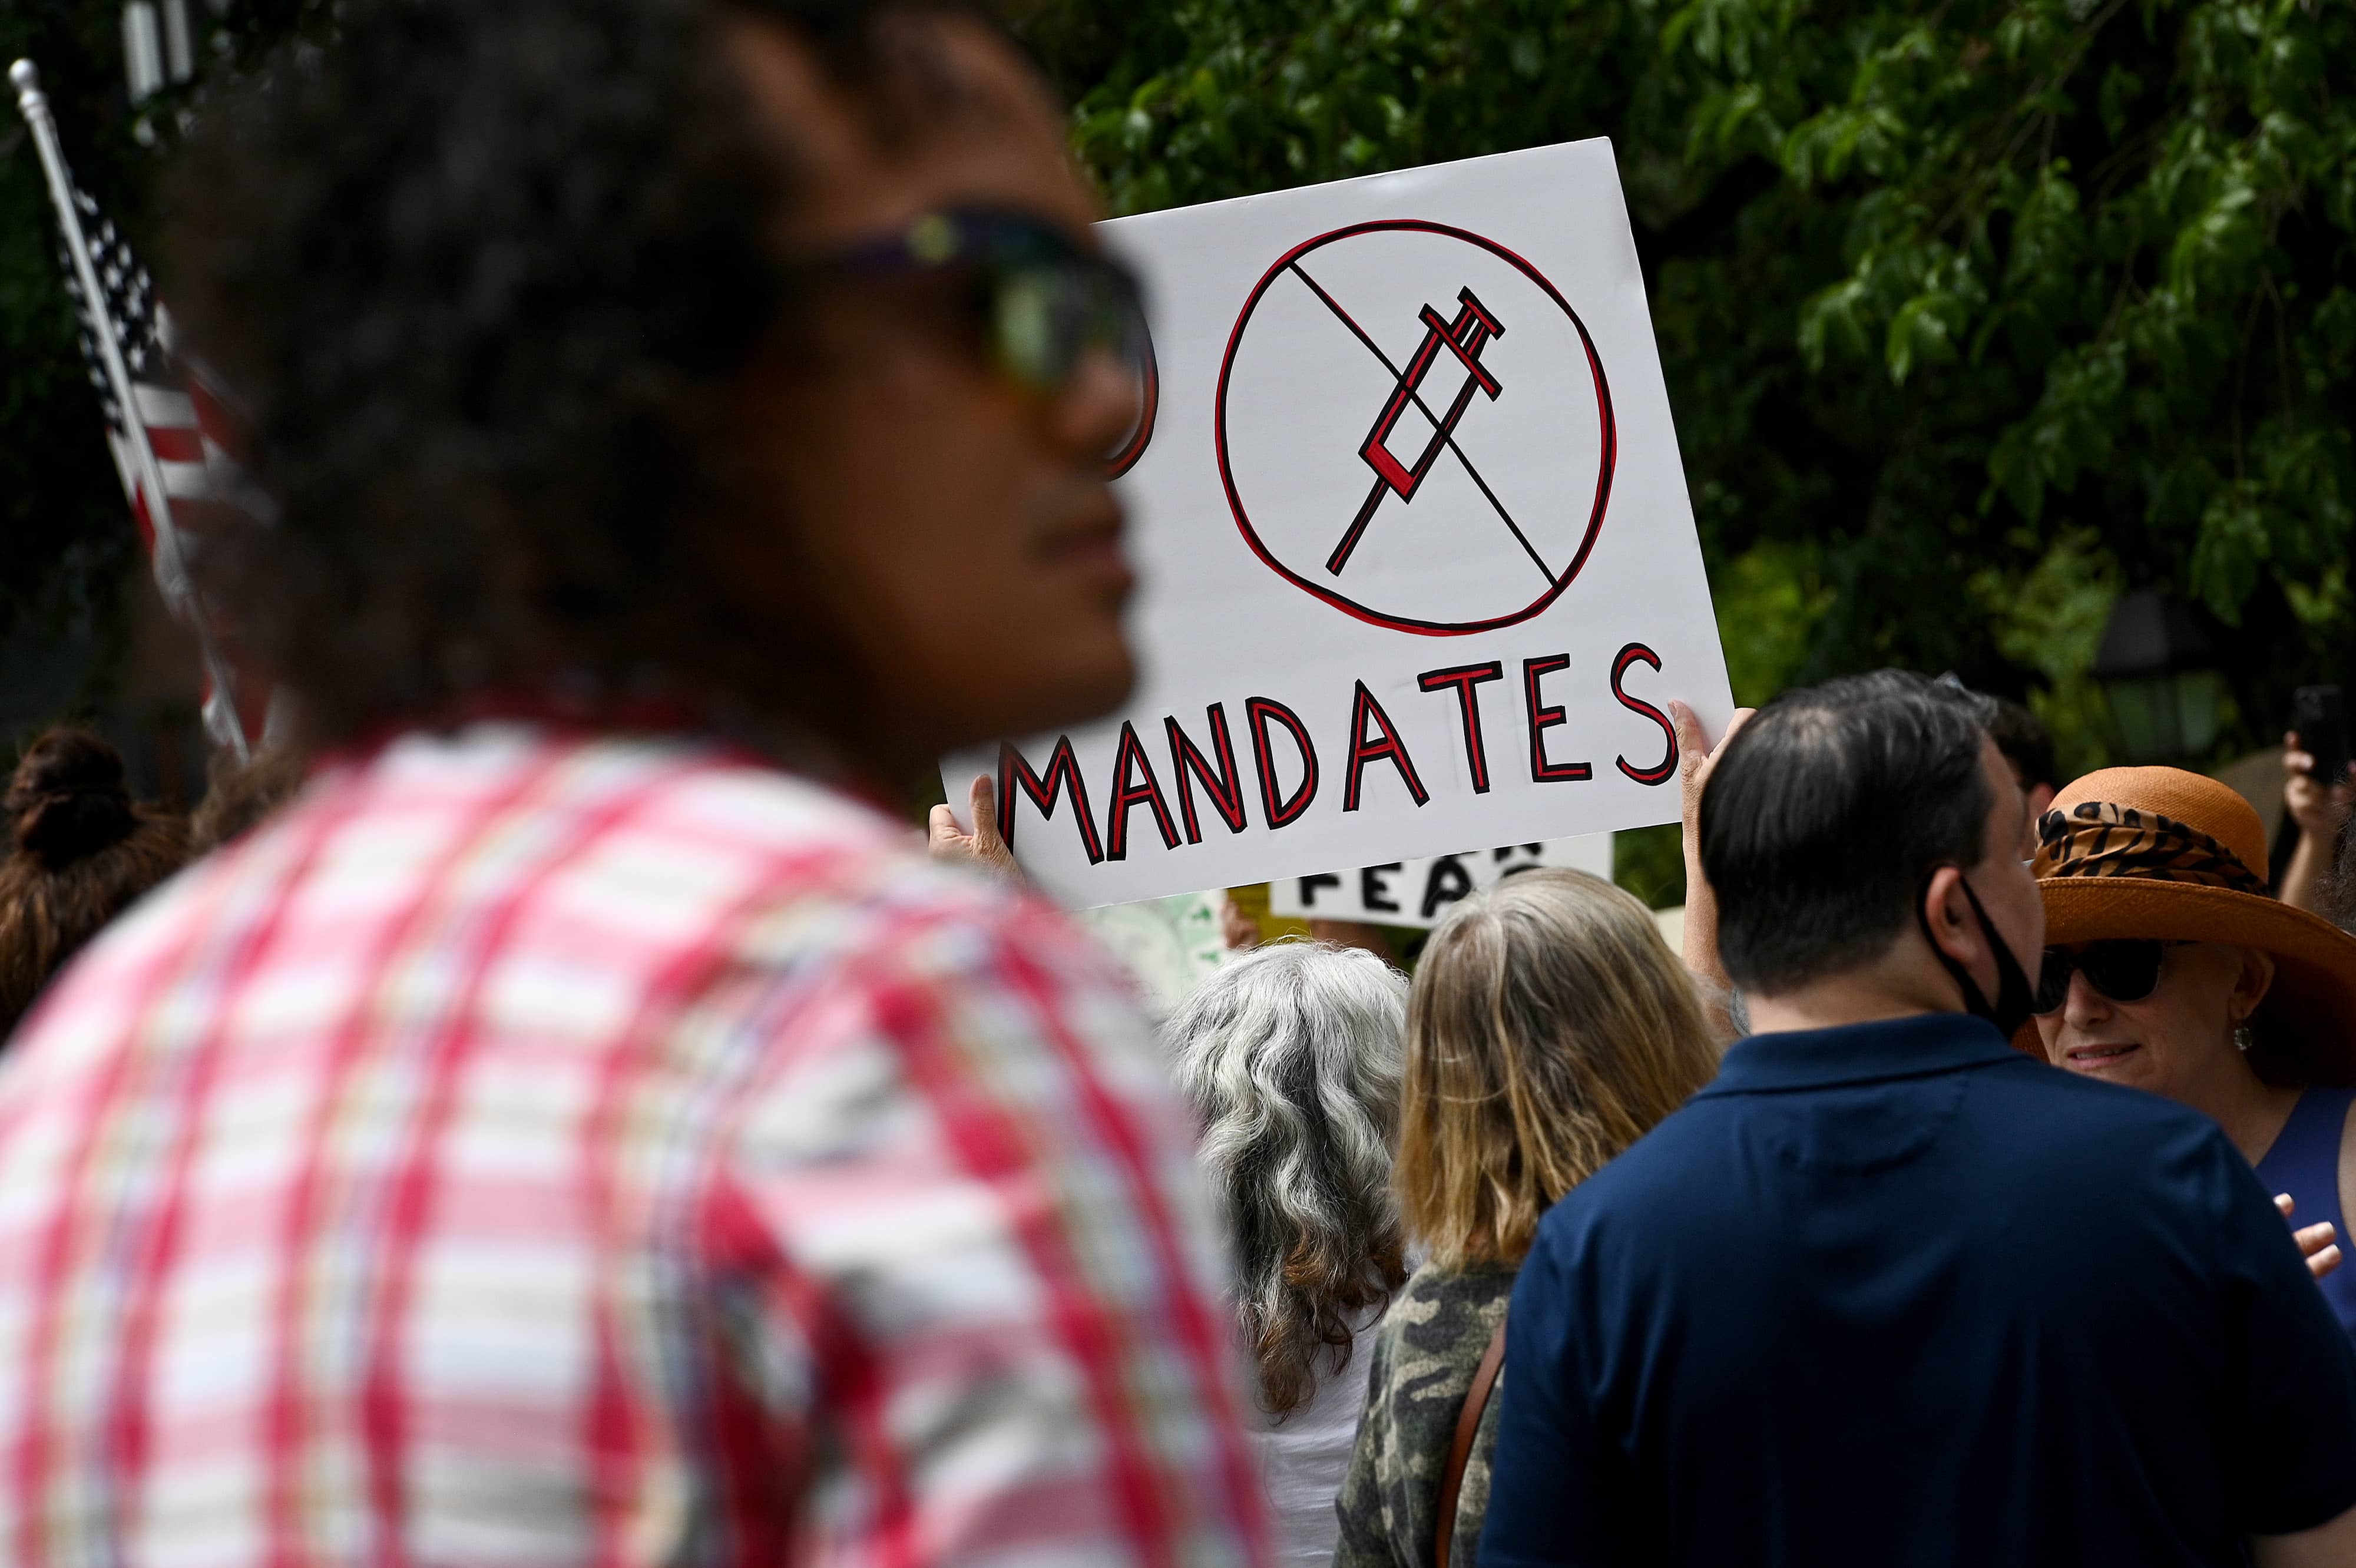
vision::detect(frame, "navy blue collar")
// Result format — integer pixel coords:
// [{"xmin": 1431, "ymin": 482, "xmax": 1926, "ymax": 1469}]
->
[{"xmin": 1699, "ymin": 1012, "xmax": 2026, "ymax": 1098}]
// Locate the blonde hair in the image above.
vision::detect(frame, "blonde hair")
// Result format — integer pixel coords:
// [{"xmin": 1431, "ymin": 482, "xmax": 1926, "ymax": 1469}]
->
[
  {"xmin": 1164, "ymin": 942, "xmax": 1409, "ymax": 1418},
  {"xmin": 1398, "ymin": 869, "xmax": 1718, "ymax": 1269}
]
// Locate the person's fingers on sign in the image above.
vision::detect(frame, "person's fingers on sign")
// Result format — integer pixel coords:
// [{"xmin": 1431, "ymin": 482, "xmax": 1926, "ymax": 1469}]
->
[
  {"xmin": 928, "ymin": 773, "xmax": 1021, "ymax": 884},
  {"xmin": 1671, "ymin": 697, "xmax": 1755, "ymax": 1001},
  {"xmin": 1675, "ymin": 700, "xmax": 1756, "ymax": 833},
  {"xmin": 2278, "ymin": 1193, "xmax": 2343, "ymax": 1281}
]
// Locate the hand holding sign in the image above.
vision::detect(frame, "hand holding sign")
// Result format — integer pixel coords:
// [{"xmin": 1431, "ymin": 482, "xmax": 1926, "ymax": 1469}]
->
[
  {"xmin": 1671, "ymin": 699, "xmax": 1755, "ymax": 1037},
  {"xmin": 929, "ymin": 774, "xmax": 1020, "ymax": 885}
]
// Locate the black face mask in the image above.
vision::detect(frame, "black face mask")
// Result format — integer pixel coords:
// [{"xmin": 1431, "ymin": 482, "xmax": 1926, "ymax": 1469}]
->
[{"xmin": 1916, "ymin": 871, "xmax": 2041, "ymax": 1038}]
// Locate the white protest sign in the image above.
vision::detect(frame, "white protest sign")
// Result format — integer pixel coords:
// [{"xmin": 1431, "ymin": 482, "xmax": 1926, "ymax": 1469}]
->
[
  {"xmin": 944, "ymin": 139, "xmax": 1732, "ymax": 909},
  {"xmin": 1268, "ymin": 833, "xmax": 1614, "ymax": 929}
]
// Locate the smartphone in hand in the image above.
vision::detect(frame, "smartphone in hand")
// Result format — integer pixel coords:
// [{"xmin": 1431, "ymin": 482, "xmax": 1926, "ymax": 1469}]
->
[{"xmin": 2294, "ymin": 685, "xmax": 2350, "ymax": 785}]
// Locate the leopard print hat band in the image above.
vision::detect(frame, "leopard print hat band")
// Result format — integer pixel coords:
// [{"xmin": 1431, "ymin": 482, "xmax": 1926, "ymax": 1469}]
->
[{"xmin": 2032, "ymin": 800, "xmax": 2270, "ymax": 897}]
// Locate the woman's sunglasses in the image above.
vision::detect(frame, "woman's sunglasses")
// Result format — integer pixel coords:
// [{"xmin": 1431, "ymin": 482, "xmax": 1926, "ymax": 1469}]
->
[
  {"xmin": 802, "ymin": 206, "xmax": 1151, "ymax": 413},
  {"xmin": 2032, "ymin": 940, "xmax": 2186, "ymax": 1015}
]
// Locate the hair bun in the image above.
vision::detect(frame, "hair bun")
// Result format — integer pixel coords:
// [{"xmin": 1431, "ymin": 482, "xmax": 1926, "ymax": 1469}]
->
[{"xmin": 8, "ymin": 729, "xmax": 136, "ymax": 869}]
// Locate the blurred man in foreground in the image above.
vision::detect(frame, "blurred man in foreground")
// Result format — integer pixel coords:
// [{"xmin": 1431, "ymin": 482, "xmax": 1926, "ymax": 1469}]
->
[
  {"xmin": 1483, "ymin": 671, "xmax": 2356, "ymax": 1567},
  {"xmin": 0, "ymin": 1, "xmax": 1268, "ymax": 1562}
]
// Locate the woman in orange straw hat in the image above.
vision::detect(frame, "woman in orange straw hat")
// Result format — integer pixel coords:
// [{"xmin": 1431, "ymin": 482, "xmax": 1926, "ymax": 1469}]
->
[{"xmin": 2030, "ymin": 765, "xmax": 2356, "ymax": 1336}]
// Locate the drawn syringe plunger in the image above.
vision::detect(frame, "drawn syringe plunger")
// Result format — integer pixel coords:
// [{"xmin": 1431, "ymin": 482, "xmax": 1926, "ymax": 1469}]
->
[{"xmin": 1328, "ymin": 286, "xmax": 1505, "ymax": 575}]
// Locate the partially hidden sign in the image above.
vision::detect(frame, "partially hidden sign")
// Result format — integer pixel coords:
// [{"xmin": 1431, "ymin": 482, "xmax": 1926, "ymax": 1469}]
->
[
  {"xmin": 943, "ymin": 140, "xmax": 1732, "ymax": 909},
  {"xmin": 1269, "ymin": 834, "xmax": 1616, "ymax": 929}
]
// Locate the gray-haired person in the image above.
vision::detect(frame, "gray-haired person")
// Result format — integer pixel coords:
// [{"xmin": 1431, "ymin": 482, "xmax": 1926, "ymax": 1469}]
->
[{"xmin": 1165, "ymin": 942, "xmax": 1411, "ymax": 1567}]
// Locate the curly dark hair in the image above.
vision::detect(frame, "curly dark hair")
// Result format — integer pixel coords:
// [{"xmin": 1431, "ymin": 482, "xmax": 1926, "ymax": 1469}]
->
[
  {"xmin": 0, "ymin": 729, "xmax": 190, "ymax": 1035},
  {"xmin": 164, "ymin": 0, "xmax": 971, "ymax": 745}
]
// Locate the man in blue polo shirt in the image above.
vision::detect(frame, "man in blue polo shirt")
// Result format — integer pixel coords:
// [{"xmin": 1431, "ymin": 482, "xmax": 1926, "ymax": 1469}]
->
[{"xmin": 1481, "ymin": 672, "xmax": 2356, "ymax": 1567}]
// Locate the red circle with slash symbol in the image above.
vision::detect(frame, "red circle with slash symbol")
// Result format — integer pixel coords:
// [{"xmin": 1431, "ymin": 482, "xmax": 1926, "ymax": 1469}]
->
[{"xmin": 1214, "ymin": 220, "xmax": 1616, "ymax": 636}]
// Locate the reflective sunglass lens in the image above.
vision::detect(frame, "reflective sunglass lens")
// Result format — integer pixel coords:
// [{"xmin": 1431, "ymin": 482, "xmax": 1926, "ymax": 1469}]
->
[
  {"xmin": 992, "ymin": 271, "xmax": 1061, "ymax": 391},
  {"xmin": 992, "ymin": 266, "xmax": 1141, "ymax": 393}
]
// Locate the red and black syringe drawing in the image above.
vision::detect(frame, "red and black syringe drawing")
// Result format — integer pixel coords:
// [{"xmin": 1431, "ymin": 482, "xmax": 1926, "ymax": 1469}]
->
[
  {"xmin": 1331, "ymin": 287, "xmax": 1504, "ymax": 574},
  {"xmin": 1284, "ymin": 259, "xmax": 1558, "ymax": 590}
]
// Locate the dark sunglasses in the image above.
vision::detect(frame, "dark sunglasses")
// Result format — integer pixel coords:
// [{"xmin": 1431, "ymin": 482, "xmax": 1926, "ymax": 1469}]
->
[
  {"xmin": 2032, "ymin": 940, "xmax": 2186, "ymax": 1014},
  {"xmin": 802, "ymin": 207, "xmax": 1151, "ymax": 406}
]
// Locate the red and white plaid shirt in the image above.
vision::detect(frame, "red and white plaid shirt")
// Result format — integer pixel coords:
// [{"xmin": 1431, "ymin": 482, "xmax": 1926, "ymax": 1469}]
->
[{"xmin": 0, "ymin": 722, "xmax": 1269, "ymax": 1567}]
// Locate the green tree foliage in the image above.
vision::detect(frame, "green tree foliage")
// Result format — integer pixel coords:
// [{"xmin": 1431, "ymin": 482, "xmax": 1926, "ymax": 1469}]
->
[
  {"xmin": 1030, "ymin": 0, "xmax": 2356, "ymax": 770},
  {"xmin": 6, "ymin": 0, "xmax": 2351, "ymax": 783}
]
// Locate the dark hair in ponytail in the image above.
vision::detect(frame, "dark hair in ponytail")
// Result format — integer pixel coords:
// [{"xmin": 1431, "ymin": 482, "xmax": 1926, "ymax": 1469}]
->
[
  {"xmin": 0, "ymin": 730, "xmax": 191, "ymax": 1036},
  {"xmin": 9, "ymin": 730, "xmax": 138, "ymax": 867}
]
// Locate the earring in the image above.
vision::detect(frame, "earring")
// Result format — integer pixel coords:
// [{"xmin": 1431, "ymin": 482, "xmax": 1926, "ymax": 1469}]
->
[{"xmin": 2235, "ymin": 1022, "xmax": 2255, "ymax": 1054}]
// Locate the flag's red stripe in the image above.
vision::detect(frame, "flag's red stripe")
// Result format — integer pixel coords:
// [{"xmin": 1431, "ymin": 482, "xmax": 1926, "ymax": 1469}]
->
[
  {"xmin": 144, "ymin": 425, "xmax": 206, "ymax": 464},
  {"xmin": 186, "ymin": 378, "xmax": 246, "ymax": 458},
  {"xmin": 127, "ymin": 487, "xmax": 157, "ymax": 553}
]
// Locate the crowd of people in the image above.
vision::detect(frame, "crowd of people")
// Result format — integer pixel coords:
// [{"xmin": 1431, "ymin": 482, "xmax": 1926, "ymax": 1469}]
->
[{"xmin": 5, "ymin": 0, "xmax": 2356, "ymax": 1564}]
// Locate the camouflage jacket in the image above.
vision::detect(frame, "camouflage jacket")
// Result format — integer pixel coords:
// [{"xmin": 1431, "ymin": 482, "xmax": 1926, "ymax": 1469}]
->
[{"xmin": 1333, "ymin": 1263, "xmax": 1518, "ymax": 1568}]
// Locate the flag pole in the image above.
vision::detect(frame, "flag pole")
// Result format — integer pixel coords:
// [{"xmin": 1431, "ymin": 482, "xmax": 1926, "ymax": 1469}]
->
[{"xmin": 10, "ymin": 58, "xmax": 252, "ymax": 763}]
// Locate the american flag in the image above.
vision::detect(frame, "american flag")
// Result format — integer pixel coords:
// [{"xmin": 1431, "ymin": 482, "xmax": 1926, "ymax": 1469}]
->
[{"xmin": 58, "ymin": 185, "xmax": 267, "ymax": 749}]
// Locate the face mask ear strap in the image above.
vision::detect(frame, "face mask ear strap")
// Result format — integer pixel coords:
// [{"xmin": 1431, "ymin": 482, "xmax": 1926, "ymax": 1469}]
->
[
  {"xmin": 1917, "ymin": 865, "xmax": 1990, "ymax": 1014},
  {"xmin": 1917, "ymin": 865, "xmax": 2040, "ymax": 1038}
]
